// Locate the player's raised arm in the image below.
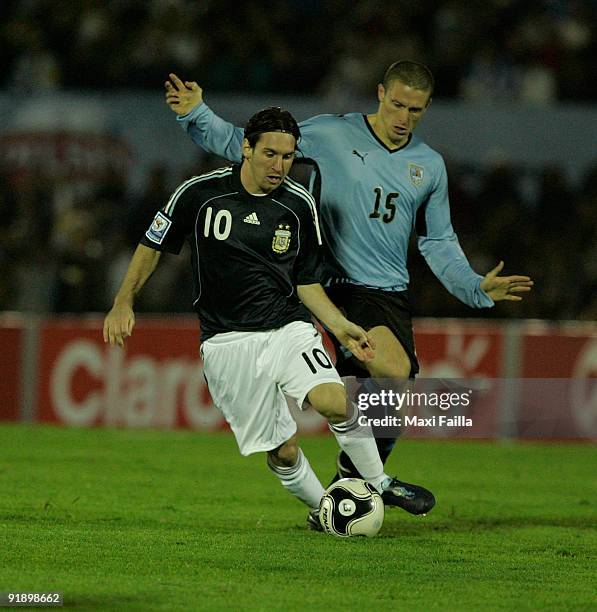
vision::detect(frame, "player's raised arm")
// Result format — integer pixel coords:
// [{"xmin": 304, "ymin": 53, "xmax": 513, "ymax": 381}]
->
[
  {"xmin": 297, "ymin": 284, "xmax": 375, "ymax": 363},
  {"xmin": 165, "ymin": 73, "xmax": 203, "ymax": 116},
  {"xmin": 164, "ymin": 72, "xmax": 245, "ymax": 162},
  {"xmin": 103, "ymin": 244, "xmax": 161, "ymax": 347}
]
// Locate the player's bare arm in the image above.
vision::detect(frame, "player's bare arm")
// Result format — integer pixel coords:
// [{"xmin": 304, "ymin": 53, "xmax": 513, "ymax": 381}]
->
[
  {"xmin": 103, "ymin": 244, "xmax": 161, "ymax": 347},
  {"xmin": 165, "ymin": 73, "xmax": 203, "ymax": 116},
  {"xmin": 297, "ymin": 284, "xmax": 375, "ymax": 362},
  {"xmin": 480, "ymin": 261, "xmax": 534, "ymax": 302}
]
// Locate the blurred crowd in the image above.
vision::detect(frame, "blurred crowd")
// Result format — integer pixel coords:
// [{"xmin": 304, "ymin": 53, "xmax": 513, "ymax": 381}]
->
[
  {"xmin": 1, "ymin": 151, "xmax": 595, "ymax": 321},
  {"xmin": 0, "ymin": 0, "xmax": 595, "ymax": 321},
  {"xmin": 1, "ymin": 0, "xmax": 596, "ymax": 103}
]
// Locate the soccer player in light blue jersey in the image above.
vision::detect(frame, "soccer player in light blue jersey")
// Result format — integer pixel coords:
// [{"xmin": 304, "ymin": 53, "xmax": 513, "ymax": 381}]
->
[{"xmin": 164, "ymin": 62, "xmax": 533, "ymax": 522}]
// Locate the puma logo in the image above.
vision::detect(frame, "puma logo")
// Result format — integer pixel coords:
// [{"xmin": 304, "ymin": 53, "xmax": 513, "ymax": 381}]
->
[{"xmin": 352, "ymin": 149, "xmax": 368, "ymax": 164}]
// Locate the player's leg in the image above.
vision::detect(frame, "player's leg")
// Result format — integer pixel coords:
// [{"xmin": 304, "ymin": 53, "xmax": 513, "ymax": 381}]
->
[
  {"xmin": 330, "ymin": 327, "xmax": 436, "ymax": 511},
  {"xmin": 334, "ymin": 325, "xmax": 411, "ymax": 480},
  {"xmin": 266, "ymin": 434, "xmax": 326, "ymax": 511},
  {"xmin": 362, "ymin": 324, "xmax": 412, "ymax": 378},
  {"xmin": 276, "ymin": 322, "xmax": 416, "ymax": 522},
  {"xmin": 275, "ymin": 322, "xmax": 389, "ymax": 492},
  {"xmin": 340, "ymin": 326, "xmax": 434, "ymax": 514},
  {"xmin": 326, "ymin": 285, "xmax": 418, "ymax": 475},
  {"xmin": 322, "ymin": 287, "xmax": 434, "ymax": 513},
  {"xmin": 276, "ymin": 321, "xmax": 435, "ymax": 516},
  {"xmin": 202, "ymin": 331, "xmax": 324, "ymax": 513},
  {"xmin": 304, "ymin": 372, "xmax": 434, "ymax": 516},
  {"xmin": 306, "ymin": 381, "xmax": 388, "ymax": 492}
]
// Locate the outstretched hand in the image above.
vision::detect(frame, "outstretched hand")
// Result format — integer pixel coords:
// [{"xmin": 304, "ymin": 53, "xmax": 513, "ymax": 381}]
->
[
  {"xmin": 335, "ymin": 322, "xmax": 376, "ymax": 362},
  {"xmin": 165, "ymin": 73, "xmax": 203, "ymax": 116},
  {"xmin": 480, "ymin": 261, "xmax": 534, "ymax": 302}
]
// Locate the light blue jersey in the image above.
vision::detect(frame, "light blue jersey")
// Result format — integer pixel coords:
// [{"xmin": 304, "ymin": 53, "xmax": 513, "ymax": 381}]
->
[{"xmin": 179, "ymin": 104, "xmax": 493, "ymax": 309}]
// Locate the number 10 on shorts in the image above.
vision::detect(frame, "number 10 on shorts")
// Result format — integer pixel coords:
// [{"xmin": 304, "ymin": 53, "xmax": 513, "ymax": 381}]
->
[{"xmin": 302, "ymin": 348, "xmax": 333, "ymax": 374}]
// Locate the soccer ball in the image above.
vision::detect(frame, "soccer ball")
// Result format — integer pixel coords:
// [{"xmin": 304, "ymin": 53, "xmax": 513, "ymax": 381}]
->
[{"xmin": 319, "ymin": 478, "xmax": 384, "ymax": 537}]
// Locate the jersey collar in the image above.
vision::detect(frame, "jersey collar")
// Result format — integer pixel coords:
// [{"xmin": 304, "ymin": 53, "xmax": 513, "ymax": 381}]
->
[{"xmin": 362, "ymin": 115, "xmax": 412, "ymax": 153}]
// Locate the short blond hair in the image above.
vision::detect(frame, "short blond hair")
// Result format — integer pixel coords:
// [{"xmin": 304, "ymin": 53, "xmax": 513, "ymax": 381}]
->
[{"xmin": 383, "ymin": 61, "xmax": 434, "ymax": 95}]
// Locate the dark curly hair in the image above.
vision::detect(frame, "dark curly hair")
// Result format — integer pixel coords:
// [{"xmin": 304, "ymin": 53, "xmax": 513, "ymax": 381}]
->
[{"xmin": 244, "ymin": 106, "xmax": 301, "ymax": 148}]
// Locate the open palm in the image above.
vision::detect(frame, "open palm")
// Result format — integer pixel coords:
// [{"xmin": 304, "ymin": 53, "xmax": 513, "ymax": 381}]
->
[{"xmin": 480, "ymin": 261, "xmax": 534, "ymax": 301}]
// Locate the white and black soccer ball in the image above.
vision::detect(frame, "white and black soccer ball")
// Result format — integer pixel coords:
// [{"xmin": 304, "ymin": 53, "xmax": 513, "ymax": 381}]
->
[{"xmin": 319, "ymin": 478, "xmax": 384, "ymax": 537}]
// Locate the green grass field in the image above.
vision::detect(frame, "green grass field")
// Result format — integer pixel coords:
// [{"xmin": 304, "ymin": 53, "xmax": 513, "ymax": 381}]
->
[{"xmin": 0, "ymin": 424, "xmax": 595, "ymax": 611}]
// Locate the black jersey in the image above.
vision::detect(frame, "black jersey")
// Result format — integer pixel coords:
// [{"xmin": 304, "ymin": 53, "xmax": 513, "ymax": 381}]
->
[{"xmin": 140, "ymin": 165, "xmax": 323, "ymax": 341}]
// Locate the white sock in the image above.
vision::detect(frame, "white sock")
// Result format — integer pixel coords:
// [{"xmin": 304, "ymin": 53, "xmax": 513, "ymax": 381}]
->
[
  {"xmin": 329, "ymin": 409, "xmax": 389, "ymax": 493},
  {"xmin": 267, "ymin": 448, "xmax": 325, "ymax": 510}
]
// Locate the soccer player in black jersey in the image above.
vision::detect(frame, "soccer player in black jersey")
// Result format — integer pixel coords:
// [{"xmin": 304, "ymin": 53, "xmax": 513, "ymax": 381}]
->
[{"xmin": 103, "ymin": 107, "xmax": 435, "ymax": 528}]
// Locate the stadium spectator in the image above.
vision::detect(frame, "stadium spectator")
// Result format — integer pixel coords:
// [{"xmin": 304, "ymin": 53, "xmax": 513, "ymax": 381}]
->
[
  {"xmin": 1, "ymin": 169, "xmax": 55, "ymax": 312},
  {"xmin": 52, "ymin": 203, "xmax": 104, "ymax": 313}
]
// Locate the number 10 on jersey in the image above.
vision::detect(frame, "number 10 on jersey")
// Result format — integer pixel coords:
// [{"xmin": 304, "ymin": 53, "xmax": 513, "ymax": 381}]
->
[{"xmin": 204, "ymin": 207, "xmax": 232, "ymax": 240}]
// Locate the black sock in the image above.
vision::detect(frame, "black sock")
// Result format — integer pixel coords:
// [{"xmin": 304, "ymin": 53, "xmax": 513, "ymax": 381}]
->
[
  {"xmin": 376, "ymin": 436, "xmax": 397, "ymax": 464},
  {"xmin": 326, "ymin": 450, "xmax": 359, "ymax": 487}
]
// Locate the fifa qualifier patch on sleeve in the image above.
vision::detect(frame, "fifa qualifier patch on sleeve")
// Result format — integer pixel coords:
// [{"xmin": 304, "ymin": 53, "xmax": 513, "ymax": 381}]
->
[
  {"xmin": 145, "ymin": 211, "xmax": 172, "ymax": 244},
  {"xmin": 408, "ymin": 163, "xmax": 424, "ymax": 187},
  {"xmin": 272, "ymin": 224, "xmax": 291, "ymax": 254}
]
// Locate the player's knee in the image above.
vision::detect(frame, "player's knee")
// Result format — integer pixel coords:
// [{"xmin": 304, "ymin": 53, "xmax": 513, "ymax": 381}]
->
[
  {"xmin": 366, "ymin": 326, "xmax": 413, "ymax": 378},
  {"xmin": 367, "ymin": 352, "xmax": 411, "ymax": 378},
  {"xmin": 267, "ymin": 438, "xmax": 299, "ymax": 467},
  {"xmin": 377, "ymin": 361, "xmax": 411, "ymax": 379},
  {"xmin": 307, "ymin": 383, "xmax": 347, "ymax": 424}
]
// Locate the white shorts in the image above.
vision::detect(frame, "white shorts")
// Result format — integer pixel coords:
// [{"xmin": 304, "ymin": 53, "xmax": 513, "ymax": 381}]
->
[{"xmin": 201, "ymin": 321, "xmax": 343, "ymax": 456}]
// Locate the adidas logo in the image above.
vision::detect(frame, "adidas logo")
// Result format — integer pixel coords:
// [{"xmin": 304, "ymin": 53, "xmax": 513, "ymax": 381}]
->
[{"xmin": 243, "ymin": 212, "xmax": 260, "ymax": 225}]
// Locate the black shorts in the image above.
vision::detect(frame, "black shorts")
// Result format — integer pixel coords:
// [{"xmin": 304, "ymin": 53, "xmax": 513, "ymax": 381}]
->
[{"xmin": 326, "ymin": 283, "xmax": 419, "ymax": 378}]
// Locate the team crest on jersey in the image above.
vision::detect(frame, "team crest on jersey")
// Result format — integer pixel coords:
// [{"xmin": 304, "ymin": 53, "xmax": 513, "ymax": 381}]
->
[
  {"xmin": 408, "ymin": 163, "xmax": 424, "ymax": 187},
  {"xmin": 272, "ymin": 225, "xmax": 291, "ymax": 254},
  {"xmin": 146, "ymin": 211, "xmax": 171, "ymax": 244}
]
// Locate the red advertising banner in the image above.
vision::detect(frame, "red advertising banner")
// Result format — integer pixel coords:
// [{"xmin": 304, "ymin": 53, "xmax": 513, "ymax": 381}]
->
[
  {"xmin": 36, "ymin": 318, "xmax": 224, "ymax": 430},
  {"xmin": 0, "ymin": 316, "xmax": 23, "ymax": 422},
  {"xmin": 518, "ymin": 323, "xmax": 597, "ymax": 439},
  {"xmin": 415, "ymin": 320, "xmax": 504, "ymax": 378},
  {"xmin": 32, "ymin": 318, "xmax": 509, "ymax": 436},
  {"xmin": 16, "ymin": 316, "xmax": 597, "ymax": 439},
  {"xmin": 407, "ymin": 321, "xmax": 504, "ymax": 438}
]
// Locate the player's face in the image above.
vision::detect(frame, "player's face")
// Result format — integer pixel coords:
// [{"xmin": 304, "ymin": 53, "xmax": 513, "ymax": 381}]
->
[
  {"xmin": 242, "ymin": 132, "xmax": 296, "ymax": 194},
  {"xmin": 376, "ymin": 79, "xmax": 431, "ymax": 148}
]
